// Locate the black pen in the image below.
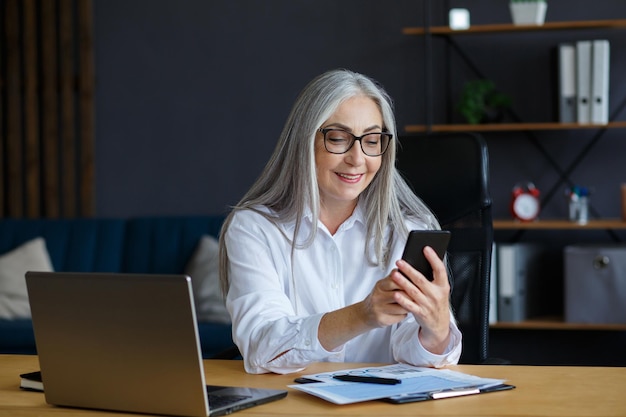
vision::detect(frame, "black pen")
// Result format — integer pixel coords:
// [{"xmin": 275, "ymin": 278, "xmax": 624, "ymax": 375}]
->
[{"xmin": 332, "ymin": 374, "xmax": 401, "ymax": 385}]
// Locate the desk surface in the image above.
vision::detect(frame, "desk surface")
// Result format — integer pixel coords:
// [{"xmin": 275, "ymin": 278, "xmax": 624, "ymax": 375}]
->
[{"xmin": 1, "ymin": 355, "xmax": 625, "ymax": 416}]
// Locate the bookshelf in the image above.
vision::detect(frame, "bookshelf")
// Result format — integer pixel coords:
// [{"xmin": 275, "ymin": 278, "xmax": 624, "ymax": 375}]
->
[
  {"xmin": 402, "ymin": 19, "xmax": 626, "ymax": 133},
  {"xmin": 403, "ymin": 17, "xmax": 626, "ymax": 332},
  {"xmin": 492, "ymin": 219, "xmax": 626, "ymax": 331},
  {"xmin": 493, "ymin": 219, "xmax": 626, "ymax": 330}
]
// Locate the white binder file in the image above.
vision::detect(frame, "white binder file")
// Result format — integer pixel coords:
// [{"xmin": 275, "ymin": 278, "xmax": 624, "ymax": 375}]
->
[
  {"xmin": 489, "ymin": 242, "xmax": 498, "ymax": 324},
  {"xmin": 497, "ymin": 243, "xmax": 544, "ymax": 322},
  {"xmin": 558, "ymin": 43, "xmax": 577, "ymax": 123},
  {"xmin": 576, "ymin": 40, "xmax": 592, "ymax": 124},
  {"xmin": 591, "ymin": 39, "xmax": 610, "ymax": 124}
]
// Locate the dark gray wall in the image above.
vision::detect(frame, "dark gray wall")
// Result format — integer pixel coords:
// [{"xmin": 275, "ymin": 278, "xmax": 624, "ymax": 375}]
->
[{"xmin": 93, "ymin": 0, "xmax": 626, "ymax": 222}]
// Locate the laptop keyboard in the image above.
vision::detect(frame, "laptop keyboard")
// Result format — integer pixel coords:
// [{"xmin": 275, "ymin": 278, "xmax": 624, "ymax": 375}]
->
[{"xmin": 207, "ymin": 393, "xmax": 251, "ymax": 409}]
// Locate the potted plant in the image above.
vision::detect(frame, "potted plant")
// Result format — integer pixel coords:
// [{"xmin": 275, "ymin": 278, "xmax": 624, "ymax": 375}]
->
[
  {"xmin": 509, "ymin": 0, "xmax": 548, "ymax": 25},
  {"xmin": 457, "ymin": 79, "xmax": 511, "ymax": 125}
]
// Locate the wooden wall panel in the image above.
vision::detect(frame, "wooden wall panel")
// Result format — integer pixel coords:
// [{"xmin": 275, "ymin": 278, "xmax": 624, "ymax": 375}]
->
[
  {"xmin": 40, "ymin": 0, "xmax": 60, "ymax": 218},
  {"xmin": 0, "ymin": 0, "xmax": 94, "ymax": 218},
  {"xmin": 78, "ymin": 0, "xmax": 95, "ymax": 216},
  {"xmin": 0, "ymin": 0, "xmax": 2, "ymax": 218},
  {"xmin": 60, "ymin": 0, "xmax": 76, "ymax": 217},
  {"xmin": 23, "ymin": 0, "xmax": 40, "ymax": 218},
  {"xmin": 4, "ymin": 0, "xmax": 22, "ymax": 217}
]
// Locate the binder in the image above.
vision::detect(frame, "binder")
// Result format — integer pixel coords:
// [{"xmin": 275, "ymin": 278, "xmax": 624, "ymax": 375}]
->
[
  {"xmin": 497, "ymin": 243, "xmax": 544, "ymax": 322},
  {"xmin": 557, "ymin": 43, "xmax": 577, "ymax": 123},
  {"xmin": 576, "ymin": 40, "xmax": 592, "ymax": 124},
  {"xmin": 489, "ymin": 242, "xmax": 498, "ymax": 324},
  {"xmin": 591, "ymin": 39, "xmax": 610, "ymax": 124}
]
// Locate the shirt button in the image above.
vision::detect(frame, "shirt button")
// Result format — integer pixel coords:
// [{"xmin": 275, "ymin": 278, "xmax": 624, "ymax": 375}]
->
[{"xmin": 304, "ymin": 339, "xmax": 311, "ymax": 346}]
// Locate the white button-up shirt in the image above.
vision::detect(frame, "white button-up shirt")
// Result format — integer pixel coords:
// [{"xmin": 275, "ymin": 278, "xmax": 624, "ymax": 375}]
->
[{"xmin": 225, "ymin": 204, "xmax": 462, "ymax": 374}]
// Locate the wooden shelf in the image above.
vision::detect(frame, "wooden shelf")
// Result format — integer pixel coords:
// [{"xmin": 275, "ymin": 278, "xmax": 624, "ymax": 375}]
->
[
  {"xmin": 404, "ymin": 121, "xmax": 626, "ymax": 133},
  {"xmin": 493, "ymin": 219, "xmax": 626, "ymax": 230},
  {"xmin": 491, "ymin": 317, "xmax": 626, "ymax": 331},
  {"xmin": 403, "ymin": 19, "xmax": 626, "ymax": 36}
]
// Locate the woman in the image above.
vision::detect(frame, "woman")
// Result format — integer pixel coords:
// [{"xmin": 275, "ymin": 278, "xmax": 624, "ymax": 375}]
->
[{"xmin": 218, "ymin": 69, "xmax": 462, "ymax": 374}]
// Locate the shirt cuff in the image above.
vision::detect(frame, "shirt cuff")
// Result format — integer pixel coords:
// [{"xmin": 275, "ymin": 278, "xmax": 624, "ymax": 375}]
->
[
  {"xmin": 254, "ymin": 313, "xmax": 340, "ymax": 374},
  {"xmin": 407, "ymin": 322, "xmax": 463, "ymax": 368}
]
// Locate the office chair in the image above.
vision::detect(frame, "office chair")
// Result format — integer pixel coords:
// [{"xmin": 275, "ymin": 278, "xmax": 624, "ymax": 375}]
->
[
  {"xmin": 213, "ymin": 132, "xmax": 496, "ymax": 363},
  {"xmin": 396, "ymin": 132, "xmax": 494, "ymax": 364}
]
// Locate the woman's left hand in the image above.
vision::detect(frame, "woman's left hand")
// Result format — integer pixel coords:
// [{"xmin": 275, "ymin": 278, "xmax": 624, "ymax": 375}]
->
[{"xmin": 390, "ymin": 246, "xmax": 451, "ymax": 354}]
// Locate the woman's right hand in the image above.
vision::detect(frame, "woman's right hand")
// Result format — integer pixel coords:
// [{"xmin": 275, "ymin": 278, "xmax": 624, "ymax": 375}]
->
[
  {"xmin": 318, "ymin": 274, "xmax": 409, "ymax": 351},
  {"xmin": 360, "ymin": 273, "xmax": 412, "ymax": 328}
]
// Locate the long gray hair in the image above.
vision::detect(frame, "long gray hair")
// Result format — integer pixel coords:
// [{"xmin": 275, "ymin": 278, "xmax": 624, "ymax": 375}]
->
[{"xmin": 219, "ymin": 69, "xmax": 439, "ymax": 294}]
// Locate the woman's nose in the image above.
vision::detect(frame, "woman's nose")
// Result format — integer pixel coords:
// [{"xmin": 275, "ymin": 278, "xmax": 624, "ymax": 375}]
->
[{"xmin": 345, "ymin": 139, "xmax": 366, "ymax": 164}]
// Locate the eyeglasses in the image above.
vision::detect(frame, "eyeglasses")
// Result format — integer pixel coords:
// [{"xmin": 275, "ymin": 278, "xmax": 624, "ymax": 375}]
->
[{"xmin": 318, "ymin": 128, "xmax": 392, "ymax": 157}]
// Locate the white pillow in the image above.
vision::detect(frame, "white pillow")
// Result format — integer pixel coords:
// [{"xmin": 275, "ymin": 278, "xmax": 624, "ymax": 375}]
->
[
  {"xmin": 185, "ymin": 235, "xmax": 231, "ymax": 324},
  {"xmin": 0, "ymin": 237, "xmax": 54, "ymax": 319}
]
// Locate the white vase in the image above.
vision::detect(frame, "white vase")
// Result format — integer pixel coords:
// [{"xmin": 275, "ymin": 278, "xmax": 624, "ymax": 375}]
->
[{"xmin": 509, "ymin": 2, "xmax": 547, "ymax": 25}]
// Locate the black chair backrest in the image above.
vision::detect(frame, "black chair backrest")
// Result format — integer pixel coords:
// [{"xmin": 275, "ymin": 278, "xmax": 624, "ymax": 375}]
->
[{"xmin": 396, "ymin": 133, "xmax": 493, "ymax": 364}]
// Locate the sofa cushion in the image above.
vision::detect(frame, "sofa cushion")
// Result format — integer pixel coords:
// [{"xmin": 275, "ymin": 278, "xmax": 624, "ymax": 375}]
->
[
  {"xmin": 0, "ymin": 238, "xmax": 53, "ymax": 319},
  {"xmin": 185, "ymin": 235, "xmax": 230, "ymax": 324}
]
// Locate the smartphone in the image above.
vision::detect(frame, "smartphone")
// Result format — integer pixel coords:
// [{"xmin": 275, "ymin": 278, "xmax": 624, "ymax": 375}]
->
[
  {"xmin": 401, "ymin": 230, "xmax": 451, "ymax": 282},
  {"xmin": 293, "ymin": 377, "xmax": 318, "ymax": 384}
]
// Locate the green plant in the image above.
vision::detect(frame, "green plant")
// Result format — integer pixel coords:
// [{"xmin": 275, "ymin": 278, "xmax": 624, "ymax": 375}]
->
[{"xmin": 457, "ymin": 79, "xmax": 511, "ymax": 124}]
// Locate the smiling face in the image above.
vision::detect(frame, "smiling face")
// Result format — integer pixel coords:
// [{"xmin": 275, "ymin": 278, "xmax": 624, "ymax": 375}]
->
[{"xmin": 315, "ymin": 95, "xmax": 384, "ymax": 219}]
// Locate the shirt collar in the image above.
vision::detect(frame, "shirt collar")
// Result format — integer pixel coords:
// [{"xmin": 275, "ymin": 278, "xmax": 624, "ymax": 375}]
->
[{"xmin": 300, "ymin": 199, "xmax": 366, "ymax": 233}]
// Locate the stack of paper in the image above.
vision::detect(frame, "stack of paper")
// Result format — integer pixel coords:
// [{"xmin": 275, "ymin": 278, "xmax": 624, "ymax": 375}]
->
[{"xmin": 289, "ymin": 364, "xmax": 507, "ymax": 405}]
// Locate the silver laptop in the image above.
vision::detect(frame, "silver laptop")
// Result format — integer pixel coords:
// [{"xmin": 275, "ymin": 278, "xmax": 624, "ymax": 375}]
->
[{"xmin": 25, "ymin": 271, "xmax": 287, "ymax": 417}]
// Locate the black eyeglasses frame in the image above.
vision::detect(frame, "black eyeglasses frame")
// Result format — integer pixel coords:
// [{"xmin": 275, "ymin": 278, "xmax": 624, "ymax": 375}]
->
[{"xmin": 318, "ymin": 128, "xmax": 393, "ymax": 157}]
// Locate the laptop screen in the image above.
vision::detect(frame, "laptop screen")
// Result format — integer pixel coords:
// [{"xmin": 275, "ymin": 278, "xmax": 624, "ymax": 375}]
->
[{"xmin": 25, "ymin": 272, "xmax": 286, "ymax": 417}]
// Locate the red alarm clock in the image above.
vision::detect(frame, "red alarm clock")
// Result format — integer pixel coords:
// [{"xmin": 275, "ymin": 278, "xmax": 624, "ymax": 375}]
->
[{"xmin": 510, "ymin": 182, "xmax": 540, "ymax": 222}]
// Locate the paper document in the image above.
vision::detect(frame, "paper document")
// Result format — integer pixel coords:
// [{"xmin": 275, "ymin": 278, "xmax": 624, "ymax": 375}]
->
[{"xmin": 289, "ymin": 364, "xmax": 505, "ymax": 405}]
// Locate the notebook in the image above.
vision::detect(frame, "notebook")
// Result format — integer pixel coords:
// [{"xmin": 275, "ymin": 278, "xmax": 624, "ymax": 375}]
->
[{"xmin": 25, "ymin": 271, "xmax": 287, "ymax": 417}]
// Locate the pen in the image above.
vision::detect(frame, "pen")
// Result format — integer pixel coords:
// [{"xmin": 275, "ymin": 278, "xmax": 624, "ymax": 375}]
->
[
  {"xmin": 332, "ymin": 374, "xmax": 401, "ymax": 385},
  {"xmin": 429, "ymin": 386, "xmax": 480, "ymax": 399}
]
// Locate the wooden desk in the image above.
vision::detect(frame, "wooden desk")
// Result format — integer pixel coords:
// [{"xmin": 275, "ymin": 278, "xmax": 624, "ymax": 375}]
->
[{"xmin": 1, "ymin": 355, "xmax": 625, "ymax": 416}]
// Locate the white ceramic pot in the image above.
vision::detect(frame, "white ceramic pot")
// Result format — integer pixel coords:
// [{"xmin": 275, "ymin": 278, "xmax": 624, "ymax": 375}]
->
[{"xmin": 509, "ymin": 2, "xmax": 547, "ymax": 25}]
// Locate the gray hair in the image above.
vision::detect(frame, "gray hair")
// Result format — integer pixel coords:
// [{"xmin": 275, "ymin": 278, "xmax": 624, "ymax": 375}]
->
[{"xmin": 219, "ymin": 69, "xmax": 439, "ymax": 294}]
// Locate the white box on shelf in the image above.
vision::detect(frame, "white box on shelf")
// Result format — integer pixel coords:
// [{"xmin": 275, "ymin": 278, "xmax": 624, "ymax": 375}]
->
[
  {"xmin": 449, "ymin": 8, "xmax": 470, "ymax": 30},
  {"xmin": 509, "ymin": 1, "xmax": 547, "ymax": 25}
]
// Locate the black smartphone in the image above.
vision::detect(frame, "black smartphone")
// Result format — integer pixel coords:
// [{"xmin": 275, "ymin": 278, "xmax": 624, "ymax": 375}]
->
[
  {"xmin": 401, "ymin": 230, "xmax": 451, "ymax": 281},
  {"xmin": 293, "ymin": 377, "xmax": 319, "ymax": 384}
]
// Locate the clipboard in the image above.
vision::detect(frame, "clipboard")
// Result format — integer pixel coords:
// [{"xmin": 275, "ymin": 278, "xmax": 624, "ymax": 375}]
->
[
  {"xmin": 382, "ymin": 383, "xmax": 515, "ymax": 404},
  {"xmin": 290, "ymin": 364, "xmax": 512, "ymax": 405}
]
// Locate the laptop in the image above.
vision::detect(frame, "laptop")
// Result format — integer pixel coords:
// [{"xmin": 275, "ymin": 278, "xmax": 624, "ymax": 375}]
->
[{"xmin": 25, "ymin": 271, "xmax": 287, "ymax": 417}]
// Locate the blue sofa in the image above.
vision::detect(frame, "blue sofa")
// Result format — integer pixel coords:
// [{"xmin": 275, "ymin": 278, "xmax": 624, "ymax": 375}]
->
[{"xmin": 0, "ymin": 216, "xmax": 234, "ymax": 358}]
